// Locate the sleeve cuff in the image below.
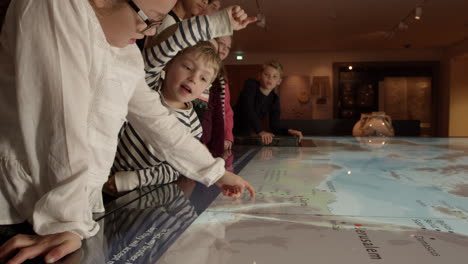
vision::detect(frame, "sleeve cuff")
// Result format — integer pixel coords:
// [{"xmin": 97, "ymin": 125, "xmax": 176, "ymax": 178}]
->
[
  {"xmin": 207, "ymin": 9, "xmax": 233, "ymax": 38},
  {"xmin": 195, "ymin": 157, "xmax": 226, "ymax": 186},
  {"xmin": 114, "ymin": 170, "xmax": 140, "ymax": 192}
]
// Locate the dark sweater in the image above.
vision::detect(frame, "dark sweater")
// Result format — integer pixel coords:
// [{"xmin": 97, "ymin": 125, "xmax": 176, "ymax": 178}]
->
[{"xmin": 233, "ymin": 79, "xmax": 288, "ymax": 136}]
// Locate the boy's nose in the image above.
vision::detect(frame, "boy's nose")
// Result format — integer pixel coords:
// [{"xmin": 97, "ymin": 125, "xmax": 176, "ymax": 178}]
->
[{"xmin": 188, "ymin": 73, "xmax": 197, "ymax": 83}]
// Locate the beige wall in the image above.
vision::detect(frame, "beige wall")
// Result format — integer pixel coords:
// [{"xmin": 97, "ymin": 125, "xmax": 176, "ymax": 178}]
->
[
  {"xmin": 226, "ymin": 49, "xmax": 444, "ymax": 76},
  {"xmin": 445, "ymin": 38, "xmax": 468, "ymax": 137},
  {"xmin": 226, "ymin": 48, "xmax": 445, "ymax": 132},
  {"xmin": 225, "ymin": 48, "xmax": 468, "ymax": 137},
  {"xmin": 448, "ymin": 55, "xmax": 468, "ymax": 136}
]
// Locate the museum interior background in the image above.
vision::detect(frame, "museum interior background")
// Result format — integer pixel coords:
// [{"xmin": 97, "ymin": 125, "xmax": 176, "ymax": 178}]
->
[{"xmin": 222, "ymin": 0, "xmax": 468, "ymax": 137}]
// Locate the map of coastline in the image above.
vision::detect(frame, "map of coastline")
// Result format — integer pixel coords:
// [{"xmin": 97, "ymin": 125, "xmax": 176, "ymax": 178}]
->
[{"xmin": 159, "ymin": 137, "xmax": 468, "ymax": 264}]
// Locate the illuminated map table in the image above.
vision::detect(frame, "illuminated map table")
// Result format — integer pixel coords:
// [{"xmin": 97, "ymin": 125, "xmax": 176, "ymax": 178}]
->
[
  {"xmin": 156, "ymin": 137, "xmax": 468, "ymax": 264},
  {"xmin": 8, "ymin": 137, "xmax": 464, "ymax": 263}
]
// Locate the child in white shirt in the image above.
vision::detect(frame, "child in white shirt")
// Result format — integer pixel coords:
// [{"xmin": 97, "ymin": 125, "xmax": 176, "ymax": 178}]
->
[{"xmin": 0, "ymin": 0, "xmax": 256, "ymax": 262}]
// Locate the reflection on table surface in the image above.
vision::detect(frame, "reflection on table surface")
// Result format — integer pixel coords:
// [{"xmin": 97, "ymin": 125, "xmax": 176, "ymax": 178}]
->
[
  {"xmin": 82, "ymin": 182, "xmax": 199, "ymax": 263},
  {"xmin": 158, "ymin": 137, "xmax": 468, "ymax": 264},
  {"xmin": 81, "ymin": 146, "xmax": 256, "ymax": 264}
]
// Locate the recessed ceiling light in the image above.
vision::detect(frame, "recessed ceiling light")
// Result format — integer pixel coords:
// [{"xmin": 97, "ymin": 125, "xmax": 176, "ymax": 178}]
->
[{"xmin": 414, "ymin": 7, "xmax": 422, "ymax": 20}]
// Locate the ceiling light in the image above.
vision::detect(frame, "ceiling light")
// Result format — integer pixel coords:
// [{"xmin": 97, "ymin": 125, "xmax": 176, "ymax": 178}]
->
[
  {"xmin": 414, "ymin": 7, "xmax": 422, "ymax": 20},
  {"xmin": 236, "ymin": 55, "xmax": 244, "ymax": 61},
  {"xmin": 348, "ymin": 66, "xmax": 353, "ymax": 70}
]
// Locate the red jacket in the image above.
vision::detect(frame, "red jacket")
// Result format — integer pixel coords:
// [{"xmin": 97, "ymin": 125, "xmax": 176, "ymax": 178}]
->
[{"xmin": 224, "ymin": 82, "xmax": 234, "ymax": 143}]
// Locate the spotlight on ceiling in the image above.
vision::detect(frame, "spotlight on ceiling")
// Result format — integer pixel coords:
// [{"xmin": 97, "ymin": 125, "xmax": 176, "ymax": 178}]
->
[{"xmin": 414, "ymin": 7, "xmax": 422, "ymax": 20}]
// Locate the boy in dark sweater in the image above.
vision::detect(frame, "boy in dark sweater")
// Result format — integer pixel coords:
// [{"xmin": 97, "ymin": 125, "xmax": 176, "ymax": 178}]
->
[{"xmin": 233, "ymin": 61, "xmax": 303, "ymax": 145}]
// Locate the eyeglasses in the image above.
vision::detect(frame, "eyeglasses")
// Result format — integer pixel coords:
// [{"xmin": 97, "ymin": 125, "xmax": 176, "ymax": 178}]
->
[{"xmin": 127, "ymin": 0, "xmax": 165, "ymax": 34}]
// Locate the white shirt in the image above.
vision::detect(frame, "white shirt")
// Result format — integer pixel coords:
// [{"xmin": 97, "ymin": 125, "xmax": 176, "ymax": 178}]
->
[{"xmin": 0, "ymin": 0, "xmax": 231, "ymax": 239}]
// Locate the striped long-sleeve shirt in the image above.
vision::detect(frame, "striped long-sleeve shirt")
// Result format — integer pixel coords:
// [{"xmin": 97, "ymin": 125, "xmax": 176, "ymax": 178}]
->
[
  {"xmin": 111, "ymin": 10, "xmax": 233, "ymax": 192},
  {"xmin": 112, "ymin": 97, "xmax": 202, "ymax": 191},
  {"xmin": 143, "ymin": 10, "xmax": 232, "ymax": 90}
]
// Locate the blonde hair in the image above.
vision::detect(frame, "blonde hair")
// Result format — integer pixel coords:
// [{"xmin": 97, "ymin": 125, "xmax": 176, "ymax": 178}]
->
[
  {"xmin": 175, "ymin": 41, "xmax": 222, "ymax": 82},
  {"xmin": 262, "ymin": 60, "xmax": 284, "ymax": 77}
]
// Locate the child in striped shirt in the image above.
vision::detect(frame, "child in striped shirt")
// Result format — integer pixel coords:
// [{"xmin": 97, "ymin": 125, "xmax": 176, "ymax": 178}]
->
[{"xmin": 108, "ymin": 41, "xmax": 223, "ymax": 192}]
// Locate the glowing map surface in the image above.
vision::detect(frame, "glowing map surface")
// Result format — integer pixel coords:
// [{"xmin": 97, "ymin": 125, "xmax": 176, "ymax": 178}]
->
[{"xmin": 159, "ymin": 137, "xmax": 468, "ymax": 264}]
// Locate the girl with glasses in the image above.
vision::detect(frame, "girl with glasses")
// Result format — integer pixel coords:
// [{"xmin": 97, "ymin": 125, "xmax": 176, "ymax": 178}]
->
[{"xmin": 0, "ymin": 0, "xmax": 255, "ymax": 263}]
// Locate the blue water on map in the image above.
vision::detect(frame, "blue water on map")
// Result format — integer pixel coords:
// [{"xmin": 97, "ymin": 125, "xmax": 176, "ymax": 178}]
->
[{"xmin": 310, "ymin": 137, "xmax": 468, "ymax": 234}]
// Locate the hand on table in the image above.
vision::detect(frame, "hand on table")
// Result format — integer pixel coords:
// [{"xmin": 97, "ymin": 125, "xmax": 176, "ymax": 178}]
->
[
  {"xmin": 258, "ymin": 131, "xmax": 275, "ymax": 145},
  {"xmin": 0, "ymin": 231, "xmax": 82, "ymax": 264},
  {"xmin": 215, "ymin": 171, "xmax": 255, "ymax": 199},
  {"xmin": 288, "ymin": 129, "xmax": 303, "ymax": 142}
]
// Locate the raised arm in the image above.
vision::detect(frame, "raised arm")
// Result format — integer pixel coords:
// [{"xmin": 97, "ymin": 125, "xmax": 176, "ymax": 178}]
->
[{"xmin": 143, "ymin": 6, "xmax": 256, "ymax": 89}]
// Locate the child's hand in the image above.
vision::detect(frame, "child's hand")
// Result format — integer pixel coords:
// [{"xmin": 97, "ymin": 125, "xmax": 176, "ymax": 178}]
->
[
  {"xmin": 258, "ymin": 131, "xmax": 275, "ymax": 145},
  {"xmin": 225, "ymin": 5, "xmax": 257, "ymax": 31},
  {"xmin": 222, "ymin": 148, "xmax": 232, "ymax": 160},
  {"xmin": 224, "ymin": 140, "xmax": 232, "ymax": 150},
  {"xmin": 215, "ymin": 171, "xmax": 255, "ymax": 199},
  {"xmin": 288, "ymin": 129, "xmax": 303, "ymax": 142},
  {"xmin": 0, "ymin": 232, "xmax": 82, "ymax": 264}
]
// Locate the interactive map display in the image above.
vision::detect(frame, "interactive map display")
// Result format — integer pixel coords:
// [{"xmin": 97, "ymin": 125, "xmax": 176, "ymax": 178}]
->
[{"xmin": 159, "ymin": 137, "xmax": 468, "ymax": 264}]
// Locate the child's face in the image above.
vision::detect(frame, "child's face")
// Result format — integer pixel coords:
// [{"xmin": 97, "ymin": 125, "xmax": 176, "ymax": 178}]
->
[
  {"xmin": 94, "ymin": 0, "xmax": 176, "ymax": 48},
  {"xmin": 260, "ymin": 66, "xmax": 282, "ymax": 91},
  {"xmin": 216, "ymin": 36, "xmax": 231, "ymax": 61},
  {"xmin": 183, "ymin": 0, "xmax": 209, "ymax": 17},
  {"xmin": 163, "ymin": 52, "xmax": 216, "ymax": 107}
]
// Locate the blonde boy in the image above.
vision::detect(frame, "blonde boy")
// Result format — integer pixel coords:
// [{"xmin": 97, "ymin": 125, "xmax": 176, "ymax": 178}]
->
[
  {"xmin": 109, "ymin": 41, "xmax": 222, "ymax": 192},
  {"xmin": 233, "ymin": 61, "xmax": 303, "ymax": 145}
]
